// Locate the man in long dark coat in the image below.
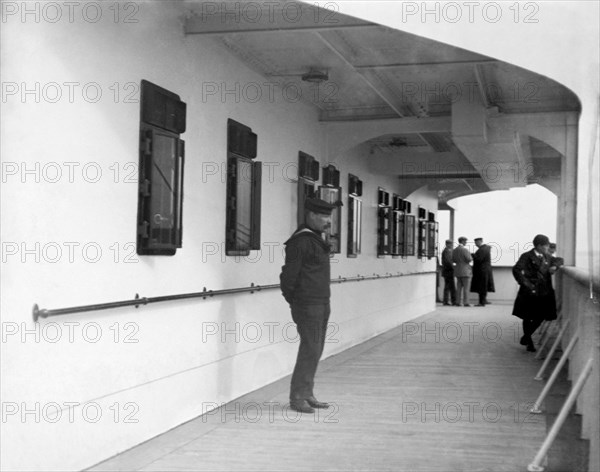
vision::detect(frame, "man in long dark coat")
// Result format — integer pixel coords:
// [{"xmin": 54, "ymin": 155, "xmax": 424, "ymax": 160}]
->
[
  {"xmin": 512, "ymin": 234, "xmax": 560, "ymax": 352},
  {"xmin": 470, "ymin": 237, "xmax": 495, "ymax": 306}
]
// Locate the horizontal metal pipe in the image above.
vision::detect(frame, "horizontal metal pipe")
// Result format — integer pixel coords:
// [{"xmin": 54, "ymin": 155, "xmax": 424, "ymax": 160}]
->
[{"xmin": 33, "ymin": 271, "xmax": 435, "ymax": 321}]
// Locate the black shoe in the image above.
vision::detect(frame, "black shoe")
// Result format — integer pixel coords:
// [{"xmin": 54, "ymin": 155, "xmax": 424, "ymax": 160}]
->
[
  {"xmin": 443, "ymin": 302, "xmax": 451, "ymax": 306},
  {"xmin": 289, "ymin": 400, "xmax": 314, "ymax": 413},
  {"xmin": 306, "ymin": 396, "xmax": 330, "ymax": 409},
  {"xmin": 463, "ymin": 304, "xmax": 471, "ymax": 307},
  {"xmin": 519, "ymin": 335, "xmax": 529, "ymax": 346},
  {"xmin": 526, "ymin": 344, "xmax": 537, "ymax": 352},
  {"xmin": 453, "ymin": 304, "xmax": 460, "ymax": 307}
]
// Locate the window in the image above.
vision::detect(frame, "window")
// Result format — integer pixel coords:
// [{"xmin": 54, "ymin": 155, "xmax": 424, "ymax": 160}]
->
[
  {"xmin": 418, "ymin": 206, "xmax": 427, "ymax": 258},
  {"xmin": 404, "ymin": 201, "xmax": 415, "ymax": 256},
  {"xmin": 427, "ymin": 212, "xmax": 438, "ymax": 259},
  {"xmin": 347, "ymin": 174, "xmax": 363, "ymax": 257},
  {"xmin": 391, "ymin": 195, "xmax": 404, "ymax": 257},
  {"xmin": 297, "ymin": 151, "xmax": 319, "ymax": 225},
  {"xmin": 137, "ymin": 80, "xmax": 186, "ymax": 256},
  {"xmin": 225, "ymin": 119, "xmax": 261, "ymax": 256},
  {"xmin": 405, "ymin": 215, "xmax": 416, "ymax": 256},
  {"xmin": 318, "ymin": 164, "xmax": 342, "ymax": 253},
  {"xmin": 377, "ymin": 188, "xmax": 391, "ymax": 256},
  {"xmin": 416, "ymin": 207, "xmax": 438, "ymax": 259}
]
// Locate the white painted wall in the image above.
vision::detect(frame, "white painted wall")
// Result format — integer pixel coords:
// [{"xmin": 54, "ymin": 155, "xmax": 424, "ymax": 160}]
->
[{"xmin": 0, "ymin": 2, "xmax": 436, "ymax": 470}]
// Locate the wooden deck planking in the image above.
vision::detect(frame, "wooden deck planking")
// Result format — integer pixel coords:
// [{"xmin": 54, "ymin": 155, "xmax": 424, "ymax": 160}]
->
[{"xmin": 91, "ymin": 304, "xmax": 549, "ymax": 472}]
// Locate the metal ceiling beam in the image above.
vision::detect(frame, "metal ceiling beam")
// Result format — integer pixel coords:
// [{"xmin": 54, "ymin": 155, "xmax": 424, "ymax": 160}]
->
[
  {"xmin": 398, "ymin": 172, "xmax": 481, "ymax": 179},
  {"xmin": 513, "ymin": 131, "xmax": 534, "ymax": 187},
  {"xmin": 314, "ymin": 31, "xmax": 409, "ymax": 118},
  {"xmin": 184, "ymin": 3, "xmax": 378, "ymax": 36},
  {"xmin": 354, "ymin": 59, "xmax": 498, "ymax": 69},
  {"xmin": 185, "ymin": 23, "xmax": 379, "ymax": 36},
  {"xmin": 473, "ymin": 64, "xmax": 491, "ymax": 109}
]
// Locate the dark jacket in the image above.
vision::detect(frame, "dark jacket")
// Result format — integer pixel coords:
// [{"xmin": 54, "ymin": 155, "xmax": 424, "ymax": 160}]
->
[
  {"xmin": 470, "ymin": 244, "xmax": 495, "ymax": 293},
  {"xmin": 280, "ymin": 225, "xmax": 331, "ymax": 305},
  {"xmin": 441, "ymin": 247, "xmax": 454, "ymax": 277},
  {"xmin": 511, "ymin": 249, "xmax": 557, "ymax": 321}
]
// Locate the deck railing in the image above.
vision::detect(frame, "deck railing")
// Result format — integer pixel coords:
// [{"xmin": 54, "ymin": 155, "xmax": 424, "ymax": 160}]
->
[{"xmin": 533, "ymin": 267, "xmax": 600, "ymax": 472}]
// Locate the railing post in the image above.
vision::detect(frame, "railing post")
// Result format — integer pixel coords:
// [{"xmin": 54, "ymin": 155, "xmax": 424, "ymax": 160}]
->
[
  {"xmin": 534, "ymin": 319, "xmax": 570, "ymax": 379},
  {"xmin": 535, "ymin": 319, "xmax": 562, "ymax": 360},
  {"xmin": 535, "ymin": 319, "xmax": 552, "ymax": 346},
  {"xmin": 531, "ymin": 330, "xmax": 579, "ymax": 413},
  {"xmin": 527, "ymin": 357, "xmax": 594, "ymax": 472}
]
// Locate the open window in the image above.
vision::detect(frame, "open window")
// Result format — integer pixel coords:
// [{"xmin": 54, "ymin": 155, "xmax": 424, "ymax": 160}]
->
[
  {"xmin": 391, "ymin": 195, "xmax": 404, "ymax": 257},
  {"xmin": 225, "ymin": 119, "xmax": 261, "ymax": 256},
  {"xmin": 297, "ymin": 151, "xmax": 319, "ymax": 225},
  {"xmin": 426, "ymin": 211, "xmax": 438, "ymax": 259},
  {"xmin": 404, "ymin": 201, "xmax": 415, "ymax": 256},
  {"xmin": 347, "ymin": 174, "xmax": 363, "ymax": 257},
  {"xmin": 137, "ymin": 80, "xmax": 186, "ymax": 256},
  {"xmin": 418, "ymin": 206, "xmax": 427, "ymax": 259},
  {"xmin": 377, "ymin": 188, "xmax": 391, "ymax": 256},
  {"xmin": 318, "ymin": 164, "xmax": 342, "ymax": 253}
]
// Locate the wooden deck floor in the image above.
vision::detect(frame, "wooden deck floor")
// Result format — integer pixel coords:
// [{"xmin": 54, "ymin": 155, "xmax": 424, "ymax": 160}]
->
[{"xmin": 89, "ymin": 302, "xmax": 552, "ymax": 472}]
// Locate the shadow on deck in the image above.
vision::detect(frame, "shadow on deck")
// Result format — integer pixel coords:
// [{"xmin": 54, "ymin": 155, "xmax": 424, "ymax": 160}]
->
[{"xmin": 89, "ymin": 302, "xmax": 586, "ymax": 472}]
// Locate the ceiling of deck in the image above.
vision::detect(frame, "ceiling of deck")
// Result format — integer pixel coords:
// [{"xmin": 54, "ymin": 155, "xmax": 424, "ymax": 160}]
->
[{"xmin": 183, "ymin": 1, "xmax": 580, "ymax": 204}]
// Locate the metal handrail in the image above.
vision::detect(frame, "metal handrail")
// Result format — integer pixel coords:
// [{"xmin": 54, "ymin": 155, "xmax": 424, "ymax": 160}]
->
[{"xmin": 32, "ymin": 270, "xmax": 435, "ymax": 321}]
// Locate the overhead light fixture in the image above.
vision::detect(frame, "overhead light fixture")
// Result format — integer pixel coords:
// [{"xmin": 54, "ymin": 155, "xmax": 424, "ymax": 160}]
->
[
  {"xmin": 389, "ymin": 137, "xmax": 408, "ymax": 147},
  {"xmin": 301, "ymin": 69, "xmax": 328, "ymax": 83}
]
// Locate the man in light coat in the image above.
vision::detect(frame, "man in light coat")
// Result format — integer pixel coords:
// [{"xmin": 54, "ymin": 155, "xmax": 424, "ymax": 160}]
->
[{"xmin": 452, "ymin": 236, "xmax": 472, "ymax": 306}]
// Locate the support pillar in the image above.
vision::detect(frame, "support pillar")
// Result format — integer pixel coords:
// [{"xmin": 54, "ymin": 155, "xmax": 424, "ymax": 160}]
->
[{"xmin": 558, "ymin": 120, "xmax": 578, "ymax": 265}]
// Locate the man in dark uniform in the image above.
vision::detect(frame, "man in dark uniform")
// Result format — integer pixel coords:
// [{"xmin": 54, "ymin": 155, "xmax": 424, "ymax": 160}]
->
[
  {"xmin": 280, "ymin": 198, "xmax": 337, "ymax": 413},
  {"xmin": 512, "ymin": 234, "xmax": 561, "ymax": 352},
  {"xmin": 470, "ymin": 237, "xmax": 495, "ymax": 306}
]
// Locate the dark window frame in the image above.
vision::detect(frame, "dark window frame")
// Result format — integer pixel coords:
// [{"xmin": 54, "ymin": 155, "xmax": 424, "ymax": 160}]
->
[
  {"xmin": 318, "ymin": 164, "xmax": 342, "ymax": 254},
  {"xmin": 225, "ymin": 119, "xmax": 261, "ymax": 256},
  {"xmin": 136, "ymin": 80, "xmax": 186, "ymax": 256},
  {"xmin": 405, "ymin": 214, "xmax": 416, "ymax": 256},
  {"xmin": 347, "ymin": 174, "xmax": 363, "ymax": 258},
  {"xmin": 377, "ymin": 187, "xmax": 392, "ymax": 257}
]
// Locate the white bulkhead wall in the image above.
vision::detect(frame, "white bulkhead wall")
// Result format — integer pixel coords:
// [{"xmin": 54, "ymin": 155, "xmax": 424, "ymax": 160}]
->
[{"xmin": 1, "ymin": 2, "xmax": 437, "ymax": 470}]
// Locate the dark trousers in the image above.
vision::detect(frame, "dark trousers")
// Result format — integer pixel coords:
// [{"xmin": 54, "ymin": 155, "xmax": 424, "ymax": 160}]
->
[
  {"xmin": 477, "ymin": 290, "xmax": 488, "ymax": 305},
  {"xmin": 522, "ymin": 319, "xmax": 544, "ymax": 342},
  {"xmin": 290, "ymin": 303, "xmax": 330, "ymax": 401},
  {"xmin": 443, "ymin": 275, "xmax": 456, "ymax": 304}
]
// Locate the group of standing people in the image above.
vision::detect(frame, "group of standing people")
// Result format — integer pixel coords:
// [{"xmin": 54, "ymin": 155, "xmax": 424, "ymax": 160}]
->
[
  {"xmin": 440, "ymin": 237, "xmax": 495, "ymax": 307},
  {"xmin": 441, "ymin": 233, "xmax": 563, "ymax": 353}
]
